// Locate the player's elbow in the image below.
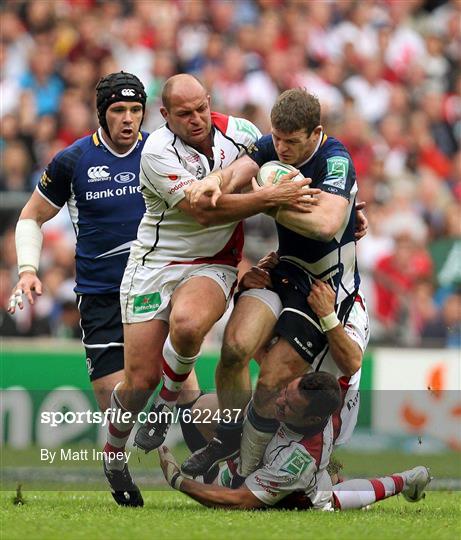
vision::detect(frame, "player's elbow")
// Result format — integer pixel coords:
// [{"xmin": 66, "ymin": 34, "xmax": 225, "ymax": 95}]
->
[
  {"xmin": 193, "ymin": 210, "xmax": 214, "ymax": 227},
  {"xmin": 341, "ymin": 353, "xmax": 362, "ymax": 377},
  {"xmin": 316, "ymin": 221, "xmax": 338, "ymax": 242}
]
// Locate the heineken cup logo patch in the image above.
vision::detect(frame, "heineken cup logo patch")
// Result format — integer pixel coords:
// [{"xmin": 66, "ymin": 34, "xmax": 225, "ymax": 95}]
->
[
  {"xmin": 324, "ymin": 156, "xmax": 349, "ymax": 190},
  {"xmin": 133, "ymin": 292, "xmax": 161, "ymax": 314},
  {"xmin": 280, "ymin": 448, "xmax": 312, "ymax": 476}
]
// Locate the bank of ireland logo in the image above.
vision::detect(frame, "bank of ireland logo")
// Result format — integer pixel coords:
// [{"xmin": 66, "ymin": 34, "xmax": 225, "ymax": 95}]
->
[
  {"xmin": 114, "ymin": 172, "xmax": 136, "ymax": 184},
  {"xmin": 133, "ymin": 292, "xmax": 161, "ymax": 314},
  {"xmin": 88, "ymin": 166, "xmax": 110, "ymax": 182},
  {"xmin": 121, "ymin": 88, "xmax": 135, "ymax": 97}
]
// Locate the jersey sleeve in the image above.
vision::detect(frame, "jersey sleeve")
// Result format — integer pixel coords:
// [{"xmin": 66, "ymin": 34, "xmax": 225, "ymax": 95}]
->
[
  {"xmin": 344, "ymin": 295, "xmax": 370, "ymax": 352},
  {"xmin": 245, "ymin": 445, "xmax": 317, "ymax": 506},
  {"xmin": 229, "ymin": 117, "xmax": 262, "ymax": 156},
  {"xmin": 37, "ymin": 149, "xmax": 75, "ymax": 208},
  {"xmin": 245, "ymin": 134, "xmax": 277, "ymax": 167},
  {"xmin": 316, "ymin": 149, "xmax": 356, "ymax": 200},
  {"xmin": 139, "ymin": 149, "xmax": 196, "ymax": 208}
]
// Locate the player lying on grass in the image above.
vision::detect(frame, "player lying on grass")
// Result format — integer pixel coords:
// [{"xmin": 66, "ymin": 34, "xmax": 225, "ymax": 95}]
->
[
  {"xmin": 182, "ymin": 257, "xmax": 369, "ymax": 483},
  {"xmin": 158, "ymin": 371, "xmax": 431, "ymax": 511}
]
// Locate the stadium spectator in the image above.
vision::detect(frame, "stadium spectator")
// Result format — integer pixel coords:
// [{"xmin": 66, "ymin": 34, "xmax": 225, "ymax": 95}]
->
[
  {"xmin": 422, "ymin": 291, "xmax": 461, "ymax": 348},
  {"xmin": 1, "ymin": 0, "xmax": 458, "ymax": 348}
]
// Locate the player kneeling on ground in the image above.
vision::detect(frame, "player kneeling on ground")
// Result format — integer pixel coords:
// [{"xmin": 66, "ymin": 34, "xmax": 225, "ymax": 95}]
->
[{"xmin": 158, "ymin": 371, "xmax": 431, "ymax": 510}]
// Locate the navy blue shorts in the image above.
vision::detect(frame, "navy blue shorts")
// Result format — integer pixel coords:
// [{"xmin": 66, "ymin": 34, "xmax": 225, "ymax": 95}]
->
[
  {"xmin": 77, "ymin": 293, "xmax": 124, "ymax": 381},
  {"xmin": 270, "ymin": 261, "xmax": 356, "ymax": 364}
]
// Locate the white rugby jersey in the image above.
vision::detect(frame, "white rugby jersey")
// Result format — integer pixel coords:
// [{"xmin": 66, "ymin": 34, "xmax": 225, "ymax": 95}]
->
[
  {"xmin": 245, "ymin": 418, "xmax": 334, "ymax": 508},
  {"xmin": 312, "ymin": 292, "xmax": 370, "ymax": 445},
  {"xmin": 130, "ymin": 113, "xmax": 262, "ymax": 268}
]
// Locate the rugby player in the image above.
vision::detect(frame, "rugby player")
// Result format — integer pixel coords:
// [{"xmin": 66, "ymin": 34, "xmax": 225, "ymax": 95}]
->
[
  {"xmin": 8, "ymin": 72, "xmax": 201, "ymax": 507},
  {"xmin": 101, "ymin": 75, "xmax": 318, "ymax": 502},
  {"xmin": 181, "ymin": 88, "xmax": 367, "ymax": 482},
  {"xmin": 8, "ymin": 72, "xmax": 148, "ymax": 412},
  {"xmin": 159, "ymin": 371, "xmax": 431, "ymax": 511}
]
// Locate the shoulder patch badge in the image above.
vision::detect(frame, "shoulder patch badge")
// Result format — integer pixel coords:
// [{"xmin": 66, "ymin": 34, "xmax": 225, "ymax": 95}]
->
[
  {"xmin": 324, "ymin": 156, "xmax": 349, "ymax": 190},
  {"xmin": 234, "ymin": 118, "xmax": 260, "ymax": 141},
  {"xmin": 280, "ymin": 448, "xmax": 312, "ymax": 477}
]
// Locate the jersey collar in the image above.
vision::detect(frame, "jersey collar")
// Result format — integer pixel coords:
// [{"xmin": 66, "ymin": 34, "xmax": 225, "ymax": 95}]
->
[
  {"xmin": 295, "ymin": 130, "xmax": 326, "ymax": 168},
  {"xmin": 94, "ymin": 128, "xmax": 142, "ymax": 157}
]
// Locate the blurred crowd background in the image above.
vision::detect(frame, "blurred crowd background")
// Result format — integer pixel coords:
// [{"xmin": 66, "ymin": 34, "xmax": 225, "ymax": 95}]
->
[{"xmin": 0, "ymin": 0, "xmax": 460, "ymax": 348}]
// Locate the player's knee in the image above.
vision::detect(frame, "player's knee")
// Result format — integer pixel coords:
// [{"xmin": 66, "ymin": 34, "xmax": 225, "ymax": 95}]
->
[
  {"xmin": 220, "ymin": 337, "xmax": 251, "ymax": 370},
  {"xmin": 124, "ymin": 362, "xmax": 161, "ymax": 392},
  {"xmin": 256, "ymin": 369, "xmax": 286, "ymax": 394},
  {"xmin": 170, "ymin": 313, "xmax": 204, "ymax": 349}
]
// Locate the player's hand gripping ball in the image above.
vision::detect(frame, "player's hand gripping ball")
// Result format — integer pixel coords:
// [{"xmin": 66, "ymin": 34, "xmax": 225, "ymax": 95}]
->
[{"xmin": 256, "ymin": 160, "xmax": 304, "ymax": 187}]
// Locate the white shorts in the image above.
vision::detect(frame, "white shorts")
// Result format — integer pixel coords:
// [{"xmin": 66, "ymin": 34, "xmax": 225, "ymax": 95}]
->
[
  {"xmin": 239, "ymin": 288, "xmax": 282, "ymax": 319},
  {"xmin": 120, "ymin": 258, "xmax": 238, "ymax": 324}
]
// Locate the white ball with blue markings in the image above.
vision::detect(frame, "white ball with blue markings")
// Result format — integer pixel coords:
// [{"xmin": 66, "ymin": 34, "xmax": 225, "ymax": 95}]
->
[{"xmin": 256, "ymin": 161, "xmax": 304, "ymax": 187}]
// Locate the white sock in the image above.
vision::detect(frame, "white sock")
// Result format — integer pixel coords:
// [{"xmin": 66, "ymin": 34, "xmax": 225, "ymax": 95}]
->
[
  {"xmin": 238, "ymin": 417, "xmax": 275, "ymax": 477},
  {"xmin": 333, "ymin": 474, "xmax": 404, "ymax": 510},
  {"xmin": 104, "ymin": 382, "xmax": 136, "ymax": 471},
  {"xmin": 156, "ymin": 335, "xmax": 200, "ymax": 410}
]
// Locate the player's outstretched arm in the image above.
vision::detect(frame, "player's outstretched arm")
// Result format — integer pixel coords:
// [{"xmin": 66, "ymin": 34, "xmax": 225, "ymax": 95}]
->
[
  {"xmin": 158, "ymin": 446, "xmax": 264, "ymax": 510},
  {"xmin": 179, "ymin": 174, "xmax": 318, "ymax": 227},
  {"xmin": 307, "ymin": 280, "xmax": 362, "ymax": 376},
  {"xmin": 185, "ymin": 155, "xmax": 259, "ymax": 208},
  {"xmin": 8, "ymin": 190, "xmax": 60, "ymax": 314}
]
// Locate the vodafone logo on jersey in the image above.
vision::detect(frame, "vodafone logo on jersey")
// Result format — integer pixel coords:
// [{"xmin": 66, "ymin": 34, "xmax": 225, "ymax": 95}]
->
[
  {"xmin": 88, "ymin": 166, "xmax": 111, "ymax": 182},
  {"xmin": 168, "ymin": 174, "xmax": 179, "ymax": 181},
  {"xmin": 168, "ymin": 178, "xmax": 194, "ymax": 194}
]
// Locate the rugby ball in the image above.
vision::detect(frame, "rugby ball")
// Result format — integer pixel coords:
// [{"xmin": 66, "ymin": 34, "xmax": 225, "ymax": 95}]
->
[{"xmin": 256, "ymin": 161, "xmax": 304, "ymax": 187}]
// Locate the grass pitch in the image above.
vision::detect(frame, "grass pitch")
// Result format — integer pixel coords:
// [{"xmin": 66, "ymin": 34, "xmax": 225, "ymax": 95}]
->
[
  {"xmin": 2, "ymin": 447, "xmax": 460, "ymax": 539},
  {"xmin": 1, "ymin": 490, "xmax": 460, "ymax": 540}
]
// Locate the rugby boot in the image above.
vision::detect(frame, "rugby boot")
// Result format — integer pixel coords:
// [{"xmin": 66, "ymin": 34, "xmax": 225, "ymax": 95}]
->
[
  {"xmin": 134, "ymin": 403, "xmax": 173, "ymax": 452},
  {"xmin": 181, "ymin": 437, "xmax": 239, "ymax": 477},
  {"xmin": 203, "ymin": 464, "xmax": 220, "ymax": 484},
  {"xmin": 401, "ymin": 466, "xmax": 432, "ymax": 502},
  {"xmin": 103, "ymin": 460, "xmax": 144, "ymax": 507}
]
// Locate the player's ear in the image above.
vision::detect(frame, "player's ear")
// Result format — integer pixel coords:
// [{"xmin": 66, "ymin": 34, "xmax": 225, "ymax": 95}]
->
[
  {"xmin": 160, "ymin": 106, "xmax": 168, "ymax": 121},
  {"xmin": 313, "ymin": 125, "xmax": 323, "ymax": 136}
]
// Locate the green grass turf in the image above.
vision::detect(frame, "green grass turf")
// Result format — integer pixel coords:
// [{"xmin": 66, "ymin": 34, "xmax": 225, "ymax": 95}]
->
[
  {"xmin": 2, "ymin": 446, "xmax": 460, "ymax": 490},
  {"xmin": 1, "ymin": 490, "xmax": 460, "ymax": 540}
]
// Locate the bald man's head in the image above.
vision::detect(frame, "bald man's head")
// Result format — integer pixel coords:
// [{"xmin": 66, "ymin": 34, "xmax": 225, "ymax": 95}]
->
[
  {"xmin": 161, "ymin": 74, "xmax": 207, "ymax": 111},
  {"xmin": 160, "ymin": 74, "xmax": 212, "ymax": 149}
]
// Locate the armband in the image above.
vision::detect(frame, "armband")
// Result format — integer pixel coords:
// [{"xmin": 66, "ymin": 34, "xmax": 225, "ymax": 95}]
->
[
  {"xmin": 319, "ymin": 312, "xmax": 340, "ymax": 332},
  {"xmin": 15, "ymin": 219, "xmax": 43, "ymax": 274}
]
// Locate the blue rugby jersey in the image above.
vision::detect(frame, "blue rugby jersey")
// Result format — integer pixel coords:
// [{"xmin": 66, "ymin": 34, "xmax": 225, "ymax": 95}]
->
[
  {"xmin": 247, "ymin": 133, "xmax": 360, "ymax": 302},
  {"xmin": 37, "ymin": 129, "xmax": 147, "ymax": 294}
]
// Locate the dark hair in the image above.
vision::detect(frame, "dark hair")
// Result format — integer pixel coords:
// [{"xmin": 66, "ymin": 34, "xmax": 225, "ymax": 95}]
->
[
  {"xmin": 271, "ymin": 88, "xmax": 321, "ymax": 136},
  {"xmin": 95, "ymin": 71, "xmax": 146, "ymax": 137},
  {"xmin": 298, "ymin": 371, "xmax": 341, "ymax": 419}
]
